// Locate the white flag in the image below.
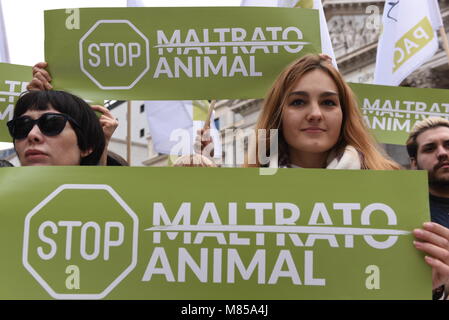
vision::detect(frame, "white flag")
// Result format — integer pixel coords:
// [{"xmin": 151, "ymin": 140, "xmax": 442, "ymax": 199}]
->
[
  {"xmin": 0, "ymin": 0, "xmax": 9, "ymax": 63},
  {"xmin": 144, "ymin": 100, "xmax": 221, "ymax": 157},
  {"xmin": 144, "ymin": 100, "xmax": 193, "ymax": 155},
  {"xmin": 374, "ymin": 0, "xmax": 442, "ymax": 86},
  {"xmin": 240, "ymin": 0, "xmax": 337, "ymax": 68}
]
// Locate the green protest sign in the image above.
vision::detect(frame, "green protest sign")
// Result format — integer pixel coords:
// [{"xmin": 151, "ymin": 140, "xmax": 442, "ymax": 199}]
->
[
  {"xmin": 349, "ymin": 83, "xmax": 449, "ymax": 145},
  {"xmin": 44, "ymin": 7, "xmax": 321, "ymax": 101},
  {"xmin": 0, "ymin": 167, "xmax": 431, "ymax": 299},
  {"xmin": 0, "ymin": 63, "xmax": 32, "ymax": 142}
]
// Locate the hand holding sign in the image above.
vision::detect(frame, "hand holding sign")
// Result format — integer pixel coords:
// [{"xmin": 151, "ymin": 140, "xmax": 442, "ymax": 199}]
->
[
  {"xmin": 28, "ymin": 62, "xmax": 52, "ymax": 91},
  {"xmin": 194, "ymin": 128, "xmax": 214, "ymax": 159},
  {"xmin": 92, "ymin": 105, "xmax": 119, "ymax": 143},
  {"xmin": 194, "ymin": 100, "xmax": 216, "ymax": 159},
  {"xmin": 91, "ymin": 105, "xmax": 119, "ymax": 166},
  {"xmin": 413, "ymin": 222, "xmax": 449, "ymax": 294}
]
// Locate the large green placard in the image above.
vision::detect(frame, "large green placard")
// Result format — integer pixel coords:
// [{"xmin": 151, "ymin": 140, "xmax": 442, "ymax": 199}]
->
[
  {"xmin": 44, "ymin": 7, "xmax": 321, "ymax": 100},
  {"xmin": 350, "ymin": 83, "xmax": 449, "ymax": 145},
  {"xmin": 0, "ymin": 167, "xmax": 432, "ymax": 299},
  {"xmin": 0, "ymin": 63, "xmax": 32, "ymax": 142}
]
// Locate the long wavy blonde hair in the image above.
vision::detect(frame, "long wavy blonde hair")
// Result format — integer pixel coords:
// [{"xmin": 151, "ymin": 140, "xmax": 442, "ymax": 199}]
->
[{"xmin": 247, "ymin": 54, "xmax": 400, "ymax": 170}]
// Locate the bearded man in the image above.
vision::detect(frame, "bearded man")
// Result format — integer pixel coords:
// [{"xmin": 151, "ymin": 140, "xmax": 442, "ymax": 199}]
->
[{"xmin": 407, "ymin": 117, "xmax": 449, "ymax": 228}]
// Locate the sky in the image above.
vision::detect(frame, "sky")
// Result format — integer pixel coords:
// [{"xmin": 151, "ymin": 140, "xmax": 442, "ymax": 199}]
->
[{"xmin": 0, "ymin": 0, "xmax": 241, "ymax": 150}]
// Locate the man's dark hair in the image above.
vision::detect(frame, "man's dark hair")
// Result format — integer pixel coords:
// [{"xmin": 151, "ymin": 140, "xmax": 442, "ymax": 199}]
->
[{"xmin": 406, "ymin": 117, "xmax": 449, "ymax": 159}]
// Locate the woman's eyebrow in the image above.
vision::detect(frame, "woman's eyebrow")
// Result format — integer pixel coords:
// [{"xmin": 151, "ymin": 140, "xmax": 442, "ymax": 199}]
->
[
  {"xmin": 320, "ymin": 91, "xmax": 338, "ymax": 97},
  {"xmin": 288, "ymin": 91, "xmax": 338, "ymax": 97},
  {"xmin": 288, "ymin": 91, "xmax": 308, "ymax": 97}
]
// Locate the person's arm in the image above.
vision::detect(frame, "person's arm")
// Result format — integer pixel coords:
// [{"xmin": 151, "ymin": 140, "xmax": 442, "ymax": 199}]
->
[
  {"xmin": 90, "ymin": 105, "xmax": 119, "ymax": 166},
  {"xmin": 27, "ymin": 62, "xmax": 53, "ymax": 91},
  {"xmin": 413, "ymin": 222, "xmax": 449, "ymax": 299},
  {"xmin": 194, "ymin": 128, "xmax": 214, "ymax": 159}
]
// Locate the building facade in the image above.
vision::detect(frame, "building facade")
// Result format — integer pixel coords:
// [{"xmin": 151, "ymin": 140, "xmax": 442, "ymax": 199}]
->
[{"xmin": 106, "ymin": 100, "xmax": 151, "ymax": 167}]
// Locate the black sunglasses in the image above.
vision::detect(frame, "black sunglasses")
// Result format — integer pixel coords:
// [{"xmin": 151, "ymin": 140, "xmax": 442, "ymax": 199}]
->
[{"xmin": 7, "ymin": 112, "xmax": 81, "ymax": 140}]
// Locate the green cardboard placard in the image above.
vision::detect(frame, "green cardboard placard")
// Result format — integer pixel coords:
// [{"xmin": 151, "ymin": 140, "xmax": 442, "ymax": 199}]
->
[
  {"xmin": 0, "ymin": 167, "xmax": 432, "ymax": 299},
  {"xmin": 45, "ymin": 7, "xmax": 321, "ymax": 100},
  {"xmin": 350, "ymin": 83, "xmax": 449, "ymax": 145},
  {"xmin": 0, "ymin": 63, "xmax": 32, "ymax": 142}
]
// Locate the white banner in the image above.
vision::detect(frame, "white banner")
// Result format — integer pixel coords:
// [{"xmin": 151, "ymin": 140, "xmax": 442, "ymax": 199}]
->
[{"xmin": 145, "ymin": 100, "xmax": 221, "ymax": 157}]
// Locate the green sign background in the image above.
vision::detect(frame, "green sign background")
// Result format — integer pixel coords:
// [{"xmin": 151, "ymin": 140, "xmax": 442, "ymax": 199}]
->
[
  {"xmin": 0, "ymin": 63, "xmax": 32, "ymax": 142},
  {"xmin": 0, "ymin": 167, "xmax": 432, "ymax": 299},
  {"xmin": 350, "ymin": 83, "xmax": 449, "ymax": 145},
  {"xmin": 45, "ymin": 7, "xmax": 321, "ymax": 100}
]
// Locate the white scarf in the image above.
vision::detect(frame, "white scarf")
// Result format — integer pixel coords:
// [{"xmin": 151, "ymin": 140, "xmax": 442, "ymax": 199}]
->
[
  {"xmin": 325, "ymin": 145, "xmax": 362, "ymax": 169},
  {"xmin": 280, "ymin": 145, "xmax": 362, "ymax": 169}
]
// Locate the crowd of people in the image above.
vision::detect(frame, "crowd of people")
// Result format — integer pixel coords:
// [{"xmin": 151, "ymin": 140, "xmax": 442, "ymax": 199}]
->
[{"xmin": 1, "ymin": 53, "xmax": 448, "ymax": 299}]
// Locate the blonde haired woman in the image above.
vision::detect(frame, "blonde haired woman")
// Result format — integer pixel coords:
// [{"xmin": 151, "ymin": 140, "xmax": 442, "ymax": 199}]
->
[
  {"xmin": 244, "ymin": 54, "xmax": 449, "ymax": 298},
  {"xmin": 247, "ymin": 54, "xmax": 400, "ymax": 170}
]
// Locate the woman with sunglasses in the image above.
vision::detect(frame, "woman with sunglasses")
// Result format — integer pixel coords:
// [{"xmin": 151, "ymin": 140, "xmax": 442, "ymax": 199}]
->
[
  {"xmin": 8, "ymin": 90, "xmax": 105, "ymax": 166},
  {"xmin": 27, "ymin": 62, "xmax": 119, "ymax": 165}
]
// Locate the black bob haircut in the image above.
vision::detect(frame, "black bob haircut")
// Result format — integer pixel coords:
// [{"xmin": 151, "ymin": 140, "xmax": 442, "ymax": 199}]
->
[{"xmin": 13, "ymin": 90, "xmax": 105, "ymax": 165}]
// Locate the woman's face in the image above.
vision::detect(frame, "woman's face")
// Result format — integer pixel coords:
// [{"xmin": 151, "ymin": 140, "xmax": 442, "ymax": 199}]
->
[
  {"xmin": 281, "ymin": 69, "xmax": 343, "ymax": 160},
  {"xmin": 14, "ymin": 107, "xmax": 89, "ymax": 166}
]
